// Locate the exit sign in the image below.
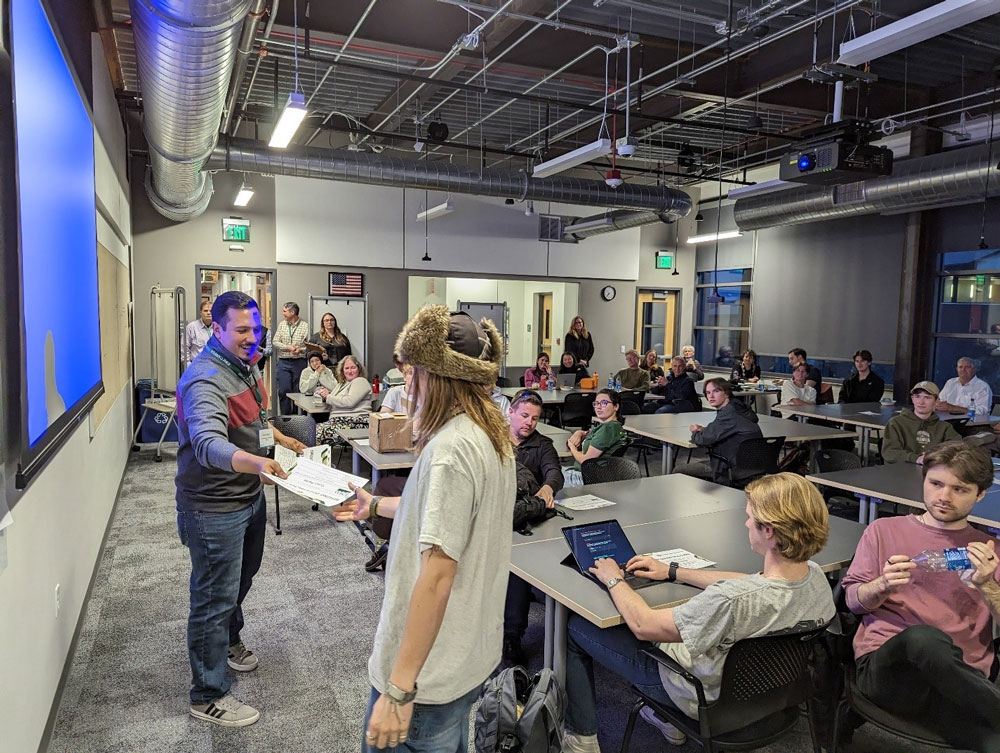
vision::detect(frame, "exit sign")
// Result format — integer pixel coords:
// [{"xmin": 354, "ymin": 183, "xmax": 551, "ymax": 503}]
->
[
  {"xmin": 655, "ymin": 250, "xmax": 673, "ymax": 270},
  {"xmin": 222, "ymin": 217, "xmax": 250, "ymax": 242}
]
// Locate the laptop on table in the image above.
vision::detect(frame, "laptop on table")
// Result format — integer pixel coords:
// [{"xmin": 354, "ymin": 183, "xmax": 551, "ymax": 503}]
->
[
  {"xmin": 561, "ymin": 519, "xmax": 658, "ymax": 590},
  {"xmin": 557, "ymin": 373, "xmax": 577, "ymax": 390}
]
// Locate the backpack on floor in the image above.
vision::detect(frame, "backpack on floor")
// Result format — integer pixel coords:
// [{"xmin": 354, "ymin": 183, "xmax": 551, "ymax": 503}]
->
[{"xmin": 474, "ymin": 666, "xmax": 565, "ymax": 753}]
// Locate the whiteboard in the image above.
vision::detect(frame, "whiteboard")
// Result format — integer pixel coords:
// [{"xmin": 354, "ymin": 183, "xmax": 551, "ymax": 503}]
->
[
  {"xmin": 308, "ymin": 295, "xmax": 368, "ymax": 369},
  {"xmin": 458, "ymin": 301, "xmax": 507, "ymax": 376}
]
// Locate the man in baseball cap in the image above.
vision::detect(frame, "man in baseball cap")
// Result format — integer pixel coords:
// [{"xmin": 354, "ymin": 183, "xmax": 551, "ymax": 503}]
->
[{"xmin": 882, "ymin": 380, "xmax": 961, "ymax": 464}]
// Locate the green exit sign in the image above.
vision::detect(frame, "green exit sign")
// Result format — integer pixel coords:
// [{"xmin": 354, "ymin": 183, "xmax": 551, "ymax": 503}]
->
[
  {"xmin": 655, "ymin": 250, "xmax": 673, "ymax": 270},
  {"xmin": 976, "ymin": 274, "xmax": 986, "ymax": 286},
  {"xmin": 222, "ymin": 217, "xmax": 250, "ymax": 243}
]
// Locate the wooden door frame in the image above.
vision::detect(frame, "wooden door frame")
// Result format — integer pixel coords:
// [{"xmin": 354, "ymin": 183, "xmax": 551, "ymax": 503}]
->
[{"xmin": 634, "ymin": 287, "xmax": 683, "ymax": 357}]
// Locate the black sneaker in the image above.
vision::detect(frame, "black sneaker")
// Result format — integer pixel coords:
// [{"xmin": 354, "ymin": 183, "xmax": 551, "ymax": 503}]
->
[
  {"xmin": 502, "ymin": 634, "xmax": 524, "ymax": 667},
  {"xmin": 364, "ymin": 547, "xmax": 388, "ymax": 572}
]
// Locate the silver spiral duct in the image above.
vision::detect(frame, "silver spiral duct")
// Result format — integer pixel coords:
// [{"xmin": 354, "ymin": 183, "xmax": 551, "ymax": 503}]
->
[
  {"xmin": 207, "ymin": 138, "xmax": 693, "ymax": 216},
  {"xmin": 130, "ymin": 0, "xmax": 253, "ymax": 221},
  {"xmin": 734, "ymin": 143, "xmax": 1000, "ymax": 230},
  {"xmin": 563, "ymin": 210, "xmax": 675, "ymax": 241}
]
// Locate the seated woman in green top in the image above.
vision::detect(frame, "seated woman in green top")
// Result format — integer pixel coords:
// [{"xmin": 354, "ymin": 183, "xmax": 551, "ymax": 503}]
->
[{"xmin": 563, "ymin": 388, "xmax": 627, "ymax": 487}]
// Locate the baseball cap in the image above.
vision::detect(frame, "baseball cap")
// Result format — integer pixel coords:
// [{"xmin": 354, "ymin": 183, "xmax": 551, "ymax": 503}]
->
[{"xmin": 910, "ymin": 380, "xmax": 940, "ymax": 396}]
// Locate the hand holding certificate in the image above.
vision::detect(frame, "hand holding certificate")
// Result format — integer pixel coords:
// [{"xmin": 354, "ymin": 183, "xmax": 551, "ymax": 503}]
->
[{"xmin": 262, "ymin": 457, "xmax": 369, "ymax": 507}]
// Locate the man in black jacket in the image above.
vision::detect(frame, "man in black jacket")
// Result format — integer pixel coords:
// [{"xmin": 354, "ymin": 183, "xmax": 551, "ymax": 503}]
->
[
  {"xmin": 690, "ymin": 378, "xmax": 763, "ymax": 485},
  {"xmin": 645, "ymin": 357, "xmax": 700, "ymax": 414},
  {"xmin": 839, "ymin": 349, "xmax": 886, "ymax": 403},
  {"xmin": 503, "ymin": 389, "xmax": 564, "ymax": 664}
]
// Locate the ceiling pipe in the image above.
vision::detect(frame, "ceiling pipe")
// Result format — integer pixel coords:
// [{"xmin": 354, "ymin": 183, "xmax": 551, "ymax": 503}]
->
[
  {"xmin": 221, "ymin": 0, "xmax": 269, "ymax": 134},
  {"xmin": 231, "ymin": 0, "xmax": 280, "ymax": 136},
  {"xmin": 206, "ymin": 137, "xmax": 693, "ymax": 216},
  {"xmin": 129, "ymin": 0, "xmax": 253, "ymax": 221},
  {"xmin": 732, "ymin": 142, "xmax": 1000, "ymax": 230}
]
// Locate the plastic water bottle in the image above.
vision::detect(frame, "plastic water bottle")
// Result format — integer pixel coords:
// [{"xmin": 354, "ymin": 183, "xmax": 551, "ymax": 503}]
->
[
  {"xmin": 547, "ymin": 376, "xmax": 555, "ymax": 391},
  {"xmin": 911, "ymin": 547, "xmax": 972, "ymax": 571},
  {"xmin": 968, "ymin": 406, "xmax": 977, "ymax": 421},
  {"xmin": 608, "ymin": 374, "xmax": 615, "ymax": 389},
  {"xmin": 615, "ymin": 376, "xmax": 622, "ymax": 392}
]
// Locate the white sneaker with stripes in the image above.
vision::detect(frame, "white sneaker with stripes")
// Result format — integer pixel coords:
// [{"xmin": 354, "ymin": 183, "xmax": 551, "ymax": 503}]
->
[{"xmin": 189, "ymin": 694, "xmax": 260, "ymax": 727}]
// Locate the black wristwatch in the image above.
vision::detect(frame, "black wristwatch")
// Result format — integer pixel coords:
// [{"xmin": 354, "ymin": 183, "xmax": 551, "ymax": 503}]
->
[{"xmin": 666, "ymin": 562, "xmax": 679, "ymax": 583}]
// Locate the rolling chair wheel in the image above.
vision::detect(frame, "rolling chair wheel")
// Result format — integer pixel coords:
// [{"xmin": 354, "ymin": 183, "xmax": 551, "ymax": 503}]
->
[
  {"xmin": 154, "ymin": 455, "xmax": 163, "ymax": 463},
  {"xmin": 311, "ymin": 503, "xmax": 319, "ymax": 511}
]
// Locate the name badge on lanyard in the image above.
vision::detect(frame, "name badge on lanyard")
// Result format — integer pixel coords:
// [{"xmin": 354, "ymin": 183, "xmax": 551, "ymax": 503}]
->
[{"xmin": 258, "ymin": 428, "xmax": 275, "ymax": 449}]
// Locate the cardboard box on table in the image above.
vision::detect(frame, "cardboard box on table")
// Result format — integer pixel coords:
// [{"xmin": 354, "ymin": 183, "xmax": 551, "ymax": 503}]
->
[{"xmin": 369, "ymin": 412, "xmax": 412, "ymax": 453}]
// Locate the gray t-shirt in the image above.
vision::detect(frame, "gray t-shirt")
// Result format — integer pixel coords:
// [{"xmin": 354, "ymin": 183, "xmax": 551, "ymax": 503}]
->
[
  {"xmin": 658, "ymin": 561, "xmax": 834, "ymax": 718},
  {"xmin": 368, "ymin": 413, "xmax": 516, "ymax": 704}
]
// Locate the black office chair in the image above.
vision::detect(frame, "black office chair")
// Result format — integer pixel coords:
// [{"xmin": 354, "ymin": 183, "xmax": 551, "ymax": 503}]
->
[
  {"xmin": 560, "ymin": 392, "xmax": 596, "ymax": 430},
  {"xmin": 496, "ymin": 376, "xmax": 512, "ymax": 388},
  {"xmin": 813, "ymin": 449, "xmax": 862, "ymax": 518},
  {"xmin": 619, "ymin": 389, "xmax": 646, "ymax": 407},
  {"xmin": 827, "ymin": 586, "xmax": 958, "ymax": 752},
  {"xmin": 711, "ymin": 436, "xmax": 784, "ymax": 489},
  {"xmin": 581, "ymin": 456, "xmax": 641, "ymax": 484},
  {"xmin": 519, "ymin": 375, "xmax": 526, "ymax": 388},
  {"xmin": 269, "ymin": 414, "xmax": 317, "ymax": 534},
  {"xmin": 617, "ymin": 400, "xmax": 641, "ymax": 417},
  {"xmin": 621, "ymin": 624, "xmax": 829, "ymax": 753}
]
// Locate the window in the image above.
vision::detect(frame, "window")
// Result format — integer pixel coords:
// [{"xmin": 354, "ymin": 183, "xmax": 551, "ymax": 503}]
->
[
  {"xmin": 932, "ymin": 248, "xmax": 1000, "ymax": 397},
  {"xmin": 635, "ymin": 291, "xmax": 678, "ymax": 356},
  {"xmin": 694, "ymin": 268, "xmax": 751, "ymax": 367}
]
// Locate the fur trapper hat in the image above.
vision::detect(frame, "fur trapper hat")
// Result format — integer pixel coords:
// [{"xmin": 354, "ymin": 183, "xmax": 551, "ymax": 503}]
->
[{"xmin": 394, "ymin": 305, "xmax": 502, "ymax": 385}]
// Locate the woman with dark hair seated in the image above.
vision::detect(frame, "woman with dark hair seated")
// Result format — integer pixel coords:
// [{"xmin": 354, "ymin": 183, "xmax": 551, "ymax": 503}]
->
[
  {"xmin": 731, "ymin": 349, "xmax": 761, "ymax": 383},
  {"xmin": 563, "ymin": 388, "xmax": 627, "ymax": 487},
  {"xmin": 524, "ymin": 352, "xmax": 556, "ymax": 389},
  {"xmin": 558, "ymin": 351, "xmax": 590, "ymax": 385},
  {"xmin": 688, "ymin": 378, "xmax": 763, "ymax": 485}
]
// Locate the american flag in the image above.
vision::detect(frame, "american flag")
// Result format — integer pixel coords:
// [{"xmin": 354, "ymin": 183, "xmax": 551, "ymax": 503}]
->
[{"xmin": 329, "ymin": 272, "xmax": 364, "ymax": 297}]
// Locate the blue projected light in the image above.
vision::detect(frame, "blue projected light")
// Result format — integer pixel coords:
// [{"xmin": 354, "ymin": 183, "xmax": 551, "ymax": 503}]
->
[
  {"xmin": 797, "ymin": 153, "xmax": 816, "ymax": 172},
  {"xmin": 12, "ymin": 0, "xmax": 102, "ymax": 449}
]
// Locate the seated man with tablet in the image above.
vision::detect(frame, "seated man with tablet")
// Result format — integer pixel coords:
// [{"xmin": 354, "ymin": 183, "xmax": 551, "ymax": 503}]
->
[{"xmin": 562, "ymin": 473, "xmax": 835, "ymax": 753}]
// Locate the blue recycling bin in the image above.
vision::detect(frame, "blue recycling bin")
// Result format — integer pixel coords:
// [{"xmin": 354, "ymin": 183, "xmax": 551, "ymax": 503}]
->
[{"xmin": 135, "ymin": 379, "xmax": 178, "ymax": 444}]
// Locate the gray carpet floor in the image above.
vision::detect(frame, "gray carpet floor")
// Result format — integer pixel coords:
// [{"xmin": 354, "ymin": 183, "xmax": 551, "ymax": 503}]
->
[{"xmin": 46, "ymin": 447, "xmax": 965, "ymax": 753}]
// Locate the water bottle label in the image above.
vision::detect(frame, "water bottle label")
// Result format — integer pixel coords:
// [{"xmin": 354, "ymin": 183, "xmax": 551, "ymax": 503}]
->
[{"xmin": 943, "ymin": 547, "xmax": 972, "ymax": 571}]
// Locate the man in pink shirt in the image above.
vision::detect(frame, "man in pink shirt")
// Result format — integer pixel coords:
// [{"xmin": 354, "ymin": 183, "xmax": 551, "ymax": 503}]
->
[{"xmin": 842, "ymin": 441, "xmax": 1000, "ymax": 752}]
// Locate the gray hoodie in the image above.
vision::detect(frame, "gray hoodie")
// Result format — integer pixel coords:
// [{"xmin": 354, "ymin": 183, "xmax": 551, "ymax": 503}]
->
[{"xmin": 692, "ymin": 400, "xmax": 762, "ymax": 484}]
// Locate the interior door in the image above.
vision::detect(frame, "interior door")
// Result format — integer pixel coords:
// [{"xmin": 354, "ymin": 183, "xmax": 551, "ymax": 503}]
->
[
  {"xmin": 635, "ymin": 291, "xmax": 678, "ymax": 357},
  {"xmin": 538, "ymin": 293, "xmax": 553, "ymax": 357}
]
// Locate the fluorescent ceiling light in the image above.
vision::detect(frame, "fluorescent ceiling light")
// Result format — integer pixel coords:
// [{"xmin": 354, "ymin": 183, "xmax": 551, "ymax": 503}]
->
[
  {"xmin": 686, "ymin": 230, "xmax": 743, "ymax": 244},
  {"xmin": 838, "ymin": 0, "xmax": 1000, "ymax": 66},
  {"xmin": 269, "ymin": 92, "xmax": 308, "ymax": 148},
  {"xmin": 233, "ymin": 181, "xmax": 254, "ymax": 207},
  {"xmin": 532, "ymin": 138, "xmax": 612, "ymax": 178},
  {"xmin": 416, "ymin": 200, "xmax": 454, "ymax": 221}
]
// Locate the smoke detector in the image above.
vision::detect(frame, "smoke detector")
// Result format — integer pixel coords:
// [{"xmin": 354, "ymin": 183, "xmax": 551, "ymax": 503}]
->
[
  {"xmin": 616, "ymin": 136, "xmax": 637, "ymax": 157},
  {"xmin": 605, "ymin": 169, "xmax": 623, "ymax": 188}
]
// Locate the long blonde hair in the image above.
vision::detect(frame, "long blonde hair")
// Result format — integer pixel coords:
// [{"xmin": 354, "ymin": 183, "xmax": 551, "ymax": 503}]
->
[
  {"xmin": 408, "ymin": 367, "xmax": 512, "ymax": 459},
  {"xmin": 567, "ymin": 315, "xmax": 589, "ymax": 340}
]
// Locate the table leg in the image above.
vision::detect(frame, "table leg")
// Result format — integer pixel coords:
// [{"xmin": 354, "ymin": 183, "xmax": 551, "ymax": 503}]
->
[
  {"xmin": 352, "ymin": 449, "xmax": 361, "ymax": 477},
  {"xmin": 809, "ymin": 440, "xmax": 819, "ymax": 472},
  {"xmin": 857, "ymin": 494, "xmax": 868, "ymax": 525},
  {"xmin": 552, "ymin": 600, "xmax": 568, "ymax": 689},
  {"xmin": 131, "ymin": 407, "xmax": 149, "ymax": 445},
  {"xmin": 543, "ymin": 596, "xmax": 554, "ymax": 669},
  {"xmin": 860, "ymin": 427, "xmax": 870, "ymax": 465},
  {"xmin": 868, "ymin": 497, "xmax": 880, "ymax": 524},
  {"xmin": 662, "ymin": 443, "xmax": 676, "ymax": 475},
  {"xmin": 372, "ymin": 467, "xmax": 381, "ymax": 487}
]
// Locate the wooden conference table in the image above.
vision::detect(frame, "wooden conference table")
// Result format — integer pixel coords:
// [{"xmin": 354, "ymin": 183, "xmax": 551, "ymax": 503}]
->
[
  {"xmin": 624, "ymin": 412, "xmax": 857, "ymax": 475},
  {"xmin": 774, "ymin": 402, "xmax": 998, "ymax": 464},
  {"xmin": 807, "ymin": 462, "xmax": 1000, "ymax": 527},
  {"xmin": 338, "ymin": 422, "xmax": 574, "ymax": 486},
  {"xmin": 511, "ymin": 474, "xmax": 866, "ymax": 685}
]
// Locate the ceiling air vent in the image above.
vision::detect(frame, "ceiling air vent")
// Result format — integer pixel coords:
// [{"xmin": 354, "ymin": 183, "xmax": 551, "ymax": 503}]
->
[{"xmin": 538, "ymin": 214, "xmax": 571, "ymax": 243}]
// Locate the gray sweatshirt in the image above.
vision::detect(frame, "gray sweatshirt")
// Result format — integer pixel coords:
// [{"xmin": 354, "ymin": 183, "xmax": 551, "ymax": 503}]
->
[{"xmin": 175, "ymin": 336, "xmax": 270, "ymax": 512}]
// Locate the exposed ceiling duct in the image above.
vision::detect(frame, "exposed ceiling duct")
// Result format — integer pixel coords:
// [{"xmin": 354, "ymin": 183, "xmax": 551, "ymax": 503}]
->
[
  {"xmin": 732, "ymin": 143, "xmax": 1000, "ymax": 230},
  {"xmin": 129, "ymin": 0, "xmax": 253, "ymax": 221},
  {"xmin": 562, "ymin": 210, "xmax": 675, "ymax": 241},
  {"xmin": 206, "ymin": 138, "xmax": 693, "ymax": 217}
]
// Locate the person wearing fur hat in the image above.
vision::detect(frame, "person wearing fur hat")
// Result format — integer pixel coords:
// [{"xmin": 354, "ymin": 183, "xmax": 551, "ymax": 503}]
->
[{"xmin": 333, "ymin": 305, "xmax": 516, "ymax": 752}]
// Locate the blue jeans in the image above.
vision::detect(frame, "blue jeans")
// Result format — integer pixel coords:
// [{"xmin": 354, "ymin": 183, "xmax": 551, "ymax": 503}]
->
[
  {"xmin": 361, "ymin": 685, "xmax": 480, "ymax": 752},
  {"xmin": 177, "ymin": 491, "xmax": 266, "ymax": 704},
  {"xmin": 277, "ymin": 357, "xmax": 307, "ymax": 414},
  {"xmin": 565, "ymin": 614, "xmax": 680, "ymax": 735}
]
